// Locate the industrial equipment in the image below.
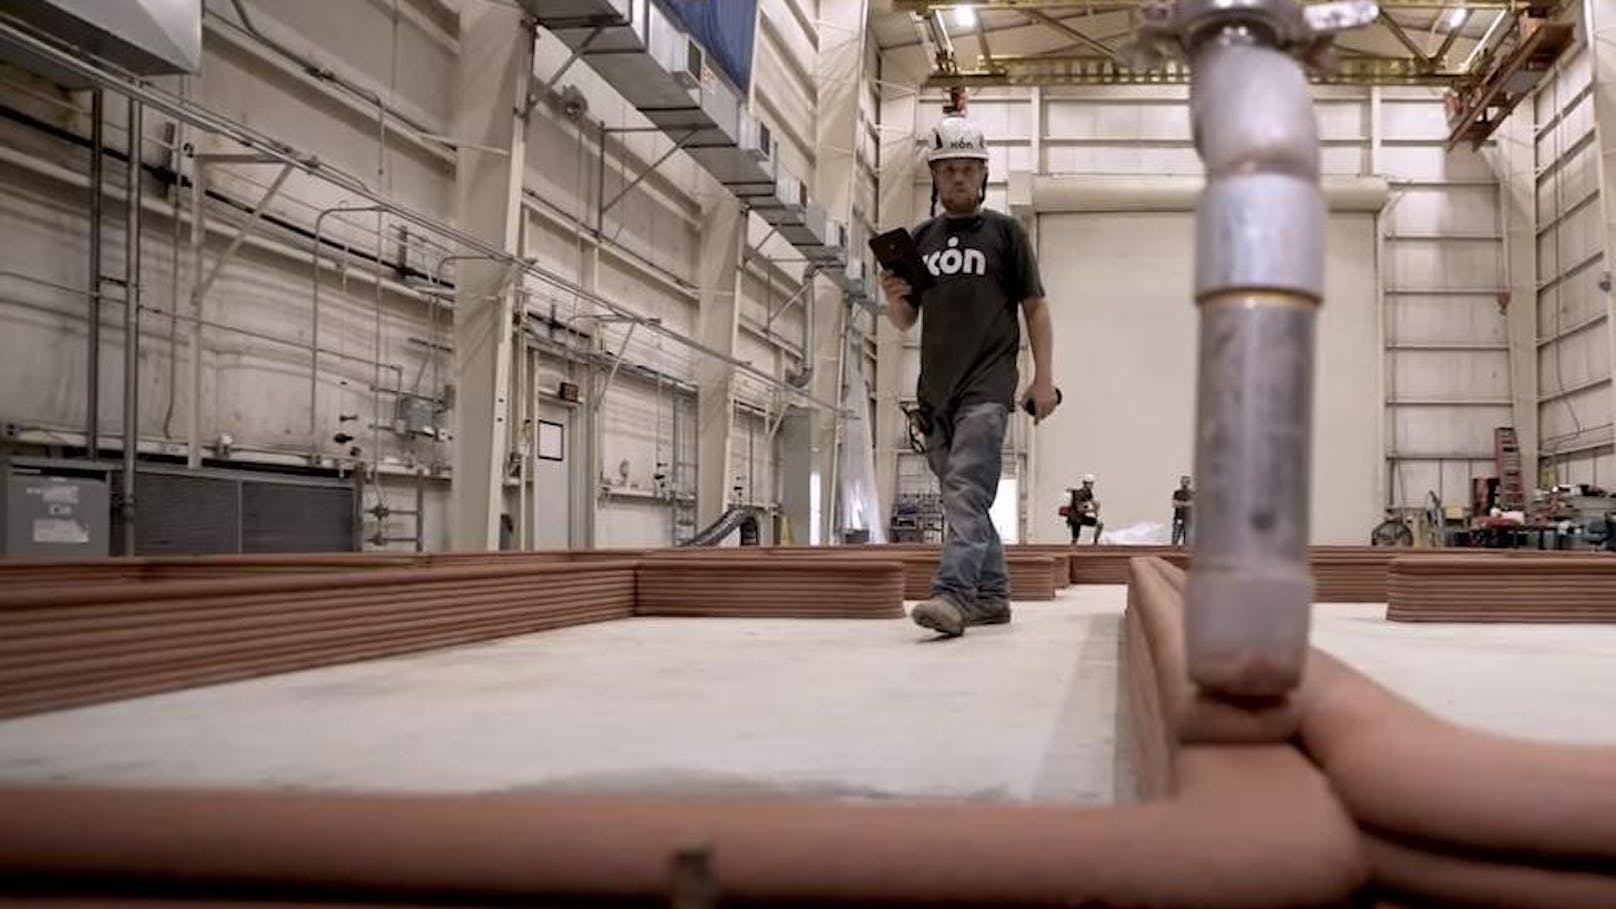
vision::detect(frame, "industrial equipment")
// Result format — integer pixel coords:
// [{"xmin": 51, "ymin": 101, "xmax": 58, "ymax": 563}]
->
[
  {"xmin": 0, "ymin": 0, "xmax": 202, "ymax": 79},
  {"xmin": 1443, "ymin": 4, "xmax": 1573, "ymax": 149},
  {"xmin": 0, "ymin": 463, "xmax": 110, "ymax": 557}
]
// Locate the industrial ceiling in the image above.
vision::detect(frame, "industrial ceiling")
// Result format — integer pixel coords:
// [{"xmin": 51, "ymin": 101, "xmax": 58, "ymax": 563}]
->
[{"xmin": 874, "ymin": 0, "xmax": 1566, "ymax": 89}]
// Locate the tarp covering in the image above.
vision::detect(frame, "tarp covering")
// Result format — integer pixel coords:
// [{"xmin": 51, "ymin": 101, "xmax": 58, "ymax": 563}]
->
[
  {"xmin": 659, "ymin": 0, "xmax": 758, "ymax": 93},
  {"xmin": 839, "ymin": 337, "xmax": 886, "ymax": 544}
]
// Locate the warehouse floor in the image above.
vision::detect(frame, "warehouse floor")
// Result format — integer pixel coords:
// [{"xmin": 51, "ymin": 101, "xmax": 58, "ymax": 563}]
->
[{"xmin": 0, "ymin": 586, "xmax": 1612, "ymax": 800}]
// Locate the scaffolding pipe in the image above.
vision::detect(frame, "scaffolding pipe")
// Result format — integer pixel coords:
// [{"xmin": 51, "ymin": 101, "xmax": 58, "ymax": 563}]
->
[
  {"xmin": 87, "ymin": 89, "xmax": 103, "ymax": 458},
  {"xmin": 121, "ymin": 99, "xmax": 143, "ymax": 555},
  {"xmin": 1182, "ymin": 24, "xmax": 1325, "ymax": 697}
]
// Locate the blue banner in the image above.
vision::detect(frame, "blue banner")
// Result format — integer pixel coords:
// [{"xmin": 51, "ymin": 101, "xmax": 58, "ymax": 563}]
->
[{"xmin": 659, "ymin": 0, "xmax": 759, "ymax": 93}]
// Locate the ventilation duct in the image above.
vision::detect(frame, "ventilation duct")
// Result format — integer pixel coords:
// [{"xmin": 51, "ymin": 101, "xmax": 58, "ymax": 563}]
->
[{"xmin": 0, "ymin": 0, "xmax": 201, "ymax": 80}]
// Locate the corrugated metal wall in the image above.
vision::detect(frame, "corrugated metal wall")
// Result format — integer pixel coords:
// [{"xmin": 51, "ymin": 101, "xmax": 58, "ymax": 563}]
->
[
  {"xmin": 1534, "ymin": 32, "xmax": 1616, "ymax": 487},
  {"xmin": 0, "ymin": 0, "xmax": 834, "ymax": 550},
  {"xmin": 1380, "ymin": 90, "xmax": 1512, "ymax": 509}
]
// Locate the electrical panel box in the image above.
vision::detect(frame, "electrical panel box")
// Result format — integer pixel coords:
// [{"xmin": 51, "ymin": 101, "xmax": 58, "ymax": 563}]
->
[
  {"xmin": 1, "ymin": 473, "xmax": 110, "ymax": 557},
  {"xmin": 395, "ymin": 394, "xmax": 439, "ymax": 437}
]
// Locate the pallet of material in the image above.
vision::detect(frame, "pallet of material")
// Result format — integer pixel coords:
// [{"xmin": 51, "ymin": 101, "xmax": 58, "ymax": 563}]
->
[
  {"xmin": 1386, "ymin": 554, "xmax": 1616, "ymax": 622},
  {"xmin": 0, "ymin": 561, "xmax": 639, "ymax": 719},
  {"xmin": 636, "ymin": 557, "xmax": 905, "ymax": 618}
]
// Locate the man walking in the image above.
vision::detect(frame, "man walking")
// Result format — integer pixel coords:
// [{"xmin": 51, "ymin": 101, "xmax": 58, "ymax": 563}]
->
[{"xmin": 881, "ymin": 114, "xmax": 1058, "ymax": 638}]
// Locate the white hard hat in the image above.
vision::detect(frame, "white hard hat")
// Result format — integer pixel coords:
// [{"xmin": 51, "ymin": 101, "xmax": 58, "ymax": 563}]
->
[
  {"xmin": 1082, "ymin": 474, "xmax": 1095, "ymax": 484},
  {"xmin": 927, "ymin": 116, "xmax": 989, "ymax": 164}
]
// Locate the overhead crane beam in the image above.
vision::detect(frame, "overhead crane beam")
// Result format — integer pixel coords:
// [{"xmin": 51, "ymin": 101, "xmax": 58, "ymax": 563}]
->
[
  {"xmin": 923, "ymin": 53, "xmax": 1466, "ymax": 86},
  {"xmin": 895, "ymin": 0, "xmax": 1516, "ymax": 9}
]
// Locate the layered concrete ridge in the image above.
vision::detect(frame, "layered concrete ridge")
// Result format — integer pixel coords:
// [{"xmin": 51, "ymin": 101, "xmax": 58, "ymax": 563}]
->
[
  {"xmin": 0, "ymin": 555, "xmax": 1612, "ymax": 904},
  {"xmin": 1387, "ymin": 554, "xmax": 1616, "ymax": 622}
]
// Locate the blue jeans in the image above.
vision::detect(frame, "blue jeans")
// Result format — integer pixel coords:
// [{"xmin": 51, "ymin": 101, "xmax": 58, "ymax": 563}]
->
[{"xmin": 925, "ymin": 401, "xmax": 1009, "ymax": 606}]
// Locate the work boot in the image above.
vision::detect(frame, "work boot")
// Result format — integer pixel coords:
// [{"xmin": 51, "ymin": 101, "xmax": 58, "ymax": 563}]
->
[
  {"xmin": 967, "ymin": 597, "xmax": 1012, "ymax": 626},
  {"xmin": 911, "ymin": 595, "xmax": 967, "ymax": 638}
]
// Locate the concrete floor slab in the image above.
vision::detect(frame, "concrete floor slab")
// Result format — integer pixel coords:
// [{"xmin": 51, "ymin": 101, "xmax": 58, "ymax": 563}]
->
[
  {"xmin": 0, "ymin": 588, "xmax": 1128, "ymax": 803},
  {"xmin": 2, "ymin": 586, "xmax": 1611, "ymax": 805},
  {"xmin": 1310, "ymin": 602, "xmax": 1616, "ymax": 744}
]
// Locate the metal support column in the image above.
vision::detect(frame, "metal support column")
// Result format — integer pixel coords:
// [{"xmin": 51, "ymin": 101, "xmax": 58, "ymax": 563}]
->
[
  {"xmin": 695, "ymin": 196, "xmax": 745, "ymax": 531},
  {"xmin": 447, "ymin": 5, "xmax": 534, "ymax": 549},
  {"xmin": 873, "ymin": 83, "xmax": 921, "ymax": 535},
  {"xmin": 812, "ymin": 0, "xmax": 871, "ymax": 543},
  {"xmin": 1583, "ymin": 0, "xmax": 1616, "ymax": 468}
]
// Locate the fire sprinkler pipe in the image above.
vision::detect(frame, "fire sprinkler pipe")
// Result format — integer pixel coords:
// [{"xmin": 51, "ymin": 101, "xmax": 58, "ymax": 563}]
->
[{"xmin": 1131, "ymin": 0, "xmax": 1377, "ymax": 701}]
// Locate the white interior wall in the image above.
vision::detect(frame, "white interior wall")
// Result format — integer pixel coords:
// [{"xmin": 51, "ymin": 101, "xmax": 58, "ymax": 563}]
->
[
  {"xmin": 1380, "ymin": 89, "xmax": 1513, "ymax": 510},
  {"xmin": 0, "ymin": 0, "xmax": 829, "ymax": 551},
  {"xmin": 879, "ymin": 70, "xmax": 1512, "ymax": 542},
  {"xmin": 1534, "ymin": 33, "xmax": 1616, "ymax": 488},
  {"xmin": 1032, "ymin": 211, "xmax": 1380, "ymax": 545}
]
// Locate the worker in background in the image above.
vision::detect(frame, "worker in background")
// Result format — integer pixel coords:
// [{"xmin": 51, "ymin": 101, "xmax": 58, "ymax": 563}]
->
[
  {"xmin": 882, "ymin": 113, "xmax": 1059, "ymax": 639},
  {"xmin": 1066, "ymin": 475, "xmax": 1102, "ymax": 545},
  {"xmin": 1171, "ymin": 475, "xmax": 1193, "ymax": 546}
]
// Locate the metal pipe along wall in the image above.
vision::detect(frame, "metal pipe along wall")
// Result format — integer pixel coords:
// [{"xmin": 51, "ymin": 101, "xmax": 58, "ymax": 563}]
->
[
  {"xmin": 122, "ymin": 100, "xmax": 143, "ymax": 556},
  {"xmin": 1184, "ymin": 35, "xmax": 1325, "ymax": 698},
  {"xmin": 87, "ymin": 89, "xmax": 103, "ymax": 458}
]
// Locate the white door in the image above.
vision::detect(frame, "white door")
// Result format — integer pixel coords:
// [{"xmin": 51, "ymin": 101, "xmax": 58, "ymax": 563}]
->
[
  {"xmin": 1031, "ymin": 211, "xmax": 1380, "ymax": 544},
  {"xmin": 532, "ymin": 401, "xmax": 572, "ymax": 548}
]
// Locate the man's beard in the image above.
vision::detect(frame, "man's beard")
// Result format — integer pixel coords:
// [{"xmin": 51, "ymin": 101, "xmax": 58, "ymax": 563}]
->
[{"xmin": 939, "ymin": 188, "xmax": 979, "ymax": 215}]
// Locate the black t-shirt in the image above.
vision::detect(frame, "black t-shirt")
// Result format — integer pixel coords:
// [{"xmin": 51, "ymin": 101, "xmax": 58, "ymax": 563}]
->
[
  {"xmin": 912, "ymin": 209, "xmax": 1044, "ymax": 413},
  {"xmin": 1173, "ymin": 488, "xmax": 1193, "ymax": 518},
  {"xmin": 1070, "ymin": 487, "xmax": 1095, "ymax": 515}
]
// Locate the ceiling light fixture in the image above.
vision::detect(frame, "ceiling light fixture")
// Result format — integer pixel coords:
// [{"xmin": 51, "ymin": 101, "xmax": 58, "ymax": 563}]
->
[
  {"xmin": 1447, "ymin": 6, "xmax": 1467, "ymax": 29},
  {"xmin": 953, "ymin": 5, "xmax": 978, "ymax": 28}
]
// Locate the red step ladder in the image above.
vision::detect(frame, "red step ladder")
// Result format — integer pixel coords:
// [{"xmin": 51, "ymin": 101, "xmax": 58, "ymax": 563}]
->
[{"xmin": 1494, "ymin": 426, "xmax": 1525, "ymax": 510}]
